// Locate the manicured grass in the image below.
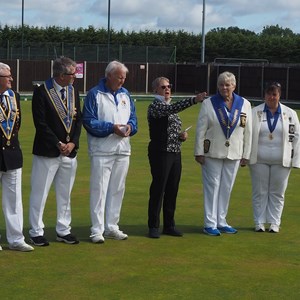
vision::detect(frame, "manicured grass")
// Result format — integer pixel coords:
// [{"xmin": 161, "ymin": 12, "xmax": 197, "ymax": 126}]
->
[{"xmin": 0, "ymin": 100, "xmax": 300, "ymax": 299}]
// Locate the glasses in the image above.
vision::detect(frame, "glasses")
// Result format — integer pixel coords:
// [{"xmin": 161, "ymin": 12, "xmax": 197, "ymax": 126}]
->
[
  {"xmin": 64, "ymin": 72, "xmax": 76, "ymax": 76},
  {"xmin": 0, "ymin": 74, "xmax": 12, "ymax": 79},
  {"xmin": 160, "ymin": 84, "xmax": 172, "ymax": 90}
]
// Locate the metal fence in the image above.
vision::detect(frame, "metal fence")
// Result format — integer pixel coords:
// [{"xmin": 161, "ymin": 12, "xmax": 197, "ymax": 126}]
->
[
  {"xmin": 0, "ymin": 42, "xmax": 176, "ymax": 63},
  {"xmin": 1, "ymin": 59, "xmax": 300, "ymax": 103}
]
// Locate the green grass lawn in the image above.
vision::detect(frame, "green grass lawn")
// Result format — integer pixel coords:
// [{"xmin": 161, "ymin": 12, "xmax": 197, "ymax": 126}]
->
[{"xmin": 0, "ymin": 100, "xmax": 300, "ymax": 300}]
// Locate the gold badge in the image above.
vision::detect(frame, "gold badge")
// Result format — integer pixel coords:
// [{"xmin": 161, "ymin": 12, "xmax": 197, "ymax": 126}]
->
[{"xmin": 240, "ymin": 112, "xmax": 246, "ymax": 128}]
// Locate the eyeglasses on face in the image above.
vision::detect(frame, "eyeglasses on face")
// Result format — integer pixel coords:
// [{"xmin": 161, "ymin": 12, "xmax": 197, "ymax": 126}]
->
[
  {"xmin": 0, "ymin": 74, "xmax": 13, "ymax": 79},
  {"xmin": 64, "ymin": 72, "xmax": 76, "ymax": 76},
  {"xmin": 160, "ymin": 84, "xmax": 172, "ymax": 90}
]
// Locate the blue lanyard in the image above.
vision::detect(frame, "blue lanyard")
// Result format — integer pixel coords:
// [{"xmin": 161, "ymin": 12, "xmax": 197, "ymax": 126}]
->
[{"xmin": 265, "ymin": 105, "xmax": 280, "ymax": 133}]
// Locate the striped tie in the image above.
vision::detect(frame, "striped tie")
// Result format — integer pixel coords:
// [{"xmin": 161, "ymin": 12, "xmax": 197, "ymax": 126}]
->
[
  {"xmin": 60, "ymin": 88, "xmax": 66, "ymax": 106},
  {"xmin": 0, "ymin": 94, "xmax": 7, "ymax": 113}
]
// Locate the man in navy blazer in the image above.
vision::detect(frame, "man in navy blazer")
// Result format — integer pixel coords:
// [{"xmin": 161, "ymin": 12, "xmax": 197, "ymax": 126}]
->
[
  {"xmin": 0, "ymin": 62, "xmax": 34, "ymax": 252},
  {"xmin": 29, "ymin": 56, "xmax": 82, "ymax": 246}
]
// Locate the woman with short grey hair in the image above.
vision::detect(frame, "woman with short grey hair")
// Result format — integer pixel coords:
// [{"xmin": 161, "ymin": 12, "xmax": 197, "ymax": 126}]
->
[
  {"xmin": 147, "ymin": 76, "xmax": 206, "ymax": 238},
  {"xmin": 195, "ymin": 71, "xmax": 252, "ymax": 236}
]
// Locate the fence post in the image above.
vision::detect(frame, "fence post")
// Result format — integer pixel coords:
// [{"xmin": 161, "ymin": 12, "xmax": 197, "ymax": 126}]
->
[
  {"xmin": 207, "ymin": 63, "xmax": 211, "ymax": 95},
  {"xmin": 174, "ymin": 63, "xmax": 177, "ymax": 93},
  {"xmin": 174, "ymin": 46, "xmax": 176, "ymax": 63},
  {"xmin": 146, "ymin": 46, "xmax": 149, "ymax": 63},
  {"xmin": 16, "ymin": 59, "xmax": 20, "ymax": 93},
  {"xmin": 145, "ymin": 62, "xmax": 149, "ymax": 94},
  {"xmin": 83, "ymin": 61, "xmax": 87, "ymax": 94},
  {"xmin": 51, "ymin": 60, "xmax": 53, "ymax": 77}
]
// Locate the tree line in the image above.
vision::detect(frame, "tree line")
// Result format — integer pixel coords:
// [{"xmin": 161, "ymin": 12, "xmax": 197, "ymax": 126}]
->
[{"xmin": 0, "ymin": 24, "xmax": 299, "ymax": 63}]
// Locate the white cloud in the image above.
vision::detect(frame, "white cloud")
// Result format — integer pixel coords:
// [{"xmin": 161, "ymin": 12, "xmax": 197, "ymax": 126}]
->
[{"xmin": 0, "ymin": 0, "xmax": 299, "ymax": 34}]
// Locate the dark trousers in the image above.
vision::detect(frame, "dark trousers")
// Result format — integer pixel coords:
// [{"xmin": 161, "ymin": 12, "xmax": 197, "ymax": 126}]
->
[{"xmin": 148, "ymin": 150, "xmax": 182, "ymax": 229}]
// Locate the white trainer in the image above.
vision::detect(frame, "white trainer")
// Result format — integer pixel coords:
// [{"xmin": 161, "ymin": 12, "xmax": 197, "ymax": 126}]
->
[
  {"xmin": 0, "ymin": 245, "xmax": 2, "ymax": 251},
  {"xmin": 90, "ymin": 234, "xmax": 105, "ymax": 244},
  {"xmin": 269, "ymin": 224, "xmax": 279, "ymax": 233},
  {"xmin": 9, "ymin": 242, "xmax": 34, "ymax": 252},
  {"xmin": 104, "ymin": 230, "xmax": 128, "ymax": 240},
  {"xmin": 255, "ymin": 224, "xmax": 265, "ymax": 232}
]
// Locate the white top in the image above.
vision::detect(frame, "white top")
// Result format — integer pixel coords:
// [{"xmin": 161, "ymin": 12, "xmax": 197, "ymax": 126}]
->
[{"xmin": 257, "ymin": 118, "xmax": 283, "ymax": 164}]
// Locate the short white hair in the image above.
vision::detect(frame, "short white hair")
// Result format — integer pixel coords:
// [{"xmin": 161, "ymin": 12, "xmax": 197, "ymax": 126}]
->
[
  {"xmin": 217, "ymin": 71, "xmax": 236, "ymax": 87},
  {"xmin": 105, "ymin": 60, "xmax": 128, "ymax": 77},
  {"xmin": 0, "ymin": 62, "xmax": 10, "ymax": 75}
]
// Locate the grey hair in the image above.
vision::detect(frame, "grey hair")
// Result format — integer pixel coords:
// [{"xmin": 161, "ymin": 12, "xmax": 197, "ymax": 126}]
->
[
  {"xmin": 0, "ymin": 62, "xmax": 10, "ymax": 75},
  {"xmin": 217, "ymin": 71, "xmax": 236, "ymax": 87},
  {"xmin": 152, "ymin": 77, "xmax": 169, "ymax": 92},
  {"xmin": 105, "ymin": 60, "xmax": 128, "ymax": 77},
  {"xmin": 53, "ymin": 56, "xmax": 77, "ymax": 77}
]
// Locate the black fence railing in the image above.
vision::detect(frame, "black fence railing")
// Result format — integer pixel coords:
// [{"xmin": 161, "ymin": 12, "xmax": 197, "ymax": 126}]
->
[
  {"xmin": 0, "ymin": 43, "xmax": 176, "ymax": 63},
  {"xmin": 1, "ymin": 59, "xmax": 300, "ymax": 105}
]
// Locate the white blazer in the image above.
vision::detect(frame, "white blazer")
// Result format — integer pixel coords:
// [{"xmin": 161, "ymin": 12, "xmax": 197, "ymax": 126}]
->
[
  {"xmin": 194, "ymin": 96, "xmax": 252, "ymax": 160},
  {"xmin": 249, "ymin": 103, "xmax": 300, "ymax": 168}
]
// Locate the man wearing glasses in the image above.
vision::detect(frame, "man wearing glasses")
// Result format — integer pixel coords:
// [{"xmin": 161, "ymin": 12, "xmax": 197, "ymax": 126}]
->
[
  {"xmin": 29, "ymin": 56, "xmax": 82, "ymax": 246},
  {"xmin": 147, "ymin": 76, "xmax": 206, "ymax": 238},
  {"xmin": 0, "ymin": 62, "xmax": 34, "ymax": 251}
]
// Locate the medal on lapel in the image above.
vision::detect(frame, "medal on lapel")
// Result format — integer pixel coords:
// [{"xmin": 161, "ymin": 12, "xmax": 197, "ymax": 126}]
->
[
  {"xmin": 0, "ymin": 92, "xmax": 18, "ymax": 146},
  {"xmin": 45, "ymin": 80, "xmax": 76, "ymax": 143},
  {"xmin": 211, "ymin": 93, "xmax": 244, "ymax": 149}
]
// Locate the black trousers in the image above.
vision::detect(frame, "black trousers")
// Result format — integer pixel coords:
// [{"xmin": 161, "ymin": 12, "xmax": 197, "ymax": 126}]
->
[{"xmin": 148, "ymin": 150, "xmax": 182, "ymax": 229}]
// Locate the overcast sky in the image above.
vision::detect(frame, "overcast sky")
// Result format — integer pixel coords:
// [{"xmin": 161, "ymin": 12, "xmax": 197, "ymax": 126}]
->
[{"xmin": 1, "ymin": 0, "xmax": 300, "ymax": 34}]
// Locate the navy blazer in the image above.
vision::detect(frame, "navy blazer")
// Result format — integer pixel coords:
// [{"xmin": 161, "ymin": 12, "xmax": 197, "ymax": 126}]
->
[
  {"xmin": 31, "ymin": 81, "xmax": 82, "ymax": 158},
  {"xmin": 0, "ymin": 91, "xmax": 23, "ymax": 171}
]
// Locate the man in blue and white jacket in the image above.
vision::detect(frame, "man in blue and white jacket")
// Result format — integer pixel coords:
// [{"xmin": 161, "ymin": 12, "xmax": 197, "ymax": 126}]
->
[{"xmin": 82, "ymin": 61, "xmax": 137, "ymax": 244}]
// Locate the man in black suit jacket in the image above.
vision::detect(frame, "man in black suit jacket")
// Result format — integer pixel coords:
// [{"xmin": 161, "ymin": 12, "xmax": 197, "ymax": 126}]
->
[
  {"xmin": 29, "ymin": 57, "xmax": 82, "ymax": 246},
  {"xmin": 0, "ymin": 62, "xmax": 34, "ymax": 252}
]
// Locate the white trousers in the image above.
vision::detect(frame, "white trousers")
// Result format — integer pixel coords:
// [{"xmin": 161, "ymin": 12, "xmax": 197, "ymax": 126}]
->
[
  {"xmin": 90, "ymin": 155, "xmax": 129, "ymax": 236},
  {"xmin": 202, "ymin": 157, "xmax": 240, "ymax": 228},
  {"xmin": 29, "ymin": 155, "xmax": 77, "ymax": 237},
  {"xmin": 0, "ymin": 168, "xmax": 26, "ymax": 246},
  {"xmin": 249, "ymin": 163, "xmax": 291, "ymax": 226}
]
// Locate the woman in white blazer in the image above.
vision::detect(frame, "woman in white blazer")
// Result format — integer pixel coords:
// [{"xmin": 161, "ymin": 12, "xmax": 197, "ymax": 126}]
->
[
  {"xmin": 249, "ymin": 82, "xmax": 300, "ymax": 233},
  {"xmin": 195, "ymin": 72, "xmax": 252, "ymax": 236}
]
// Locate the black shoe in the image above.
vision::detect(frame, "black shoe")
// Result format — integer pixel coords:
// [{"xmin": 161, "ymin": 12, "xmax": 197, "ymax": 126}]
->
[
  {"xmin": 30, "ymin": 235, "xmax": 50, "ymax": 246},
  {"xmin": 162, "ymin": 227, "xmax": 183, "ymax": 237},
  {"xmin": 149, "ymin": 228, "xmax": 160, "ymax": 238},
  {"xmin": 56, "ymin": 234, "xmax": 79, "ymax": 244}
]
